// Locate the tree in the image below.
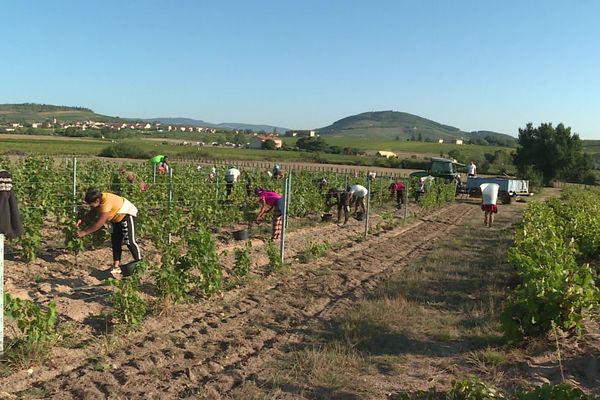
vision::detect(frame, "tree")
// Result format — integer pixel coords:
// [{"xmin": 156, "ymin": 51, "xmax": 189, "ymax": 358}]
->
[
  {"xmin": 514, "ymin": 122, "xmax": 592, "ymax": 184},
  {"xmin": 296, "ymin": 137, "xmax": 330, "ymax": 152},
  {"xmin": 261, "ymin": 139, "xmax": 277, "ymax": 150}
]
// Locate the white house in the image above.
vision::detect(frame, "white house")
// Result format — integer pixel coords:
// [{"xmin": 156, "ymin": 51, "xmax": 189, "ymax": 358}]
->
[{"xmin": 249, "ymin": 135, "xmax": 283, "ymax": 149}]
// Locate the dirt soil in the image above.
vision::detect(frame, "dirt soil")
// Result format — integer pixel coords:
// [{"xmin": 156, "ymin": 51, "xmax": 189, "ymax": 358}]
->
[{"xmin": 1, "ymin": 189, "xmax": 598, "ymax": 399}]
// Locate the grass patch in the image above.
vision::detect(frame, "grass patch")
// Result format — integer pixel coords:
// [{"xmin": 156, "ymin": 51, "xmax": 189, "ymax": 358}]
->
[{"xmin": 235, "ymin": 205, "xmax": 521, "ymax": 398}]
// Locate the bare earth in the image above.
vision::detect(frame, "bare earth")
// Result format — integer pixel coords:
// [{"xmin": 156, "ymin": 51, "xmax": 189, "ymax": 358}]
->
[{"xmin": 1, "ymin": 189, "xmax": 598, "ymax": 399}]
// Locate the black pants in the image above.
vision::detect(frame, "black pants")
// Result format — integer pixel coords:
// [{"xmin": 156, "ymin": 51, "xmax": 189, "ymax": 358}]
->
[
  {"xmin": 111, "ymin": 215, "xmax": 141, "ymax": 263},
  {"xmin": 225, "ymin": 181, "xmax": 234, "ymax": 197},
  {"xmin": 395, "ymin": 190, "xmax": 404, "ymax": 206}
]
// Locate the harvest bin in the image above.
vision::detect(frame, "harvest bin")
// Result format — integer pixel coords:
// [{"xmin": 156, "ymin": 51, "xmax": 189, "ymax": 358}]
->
[{"xmin": 480, "ymin": 183, "xmax": 500, "ymax": 205}]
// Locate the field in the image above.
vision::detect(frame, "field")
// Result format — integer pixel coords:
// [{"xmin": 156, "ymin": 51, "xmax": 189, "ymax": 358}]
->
[
  {"xmin": 1, "ymin": 156, "xmax": 599, "ymax": 399},
  {"xmin": 1, "ymin": 133, "xmax": 510, "ymax": 170}
]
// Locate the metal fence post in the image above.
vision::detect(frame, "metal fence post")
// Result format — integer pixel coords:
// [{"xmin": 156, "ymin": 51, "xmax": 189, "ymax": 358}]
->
[
  {"xmin": 153, "ymin": 163, "xmax": 157, "ymax": 184},
  {"xmin": 72, "ymin": 157, "xmax": 77, "ymax": 213},
  {"xmin": 280, "ymin": 177, "xmax": 289, "ymax": 266},
  {"xmin": 285, "ymin": 170, "xmax": 292, "ymax": 229},
  {"xmin": 404, "ymin": 181, "xmax": 409, "ymax": 221},
  {"xmin": 215, "ymin": 169, "xmax": 219, "ymax": 202},
  {"xmin": 168, "ymin": 167, "xmax": 173, "ymax": 244},
  {"xmin": 365, "ymin": 178, "xmax": 371, "ymax": 236}
]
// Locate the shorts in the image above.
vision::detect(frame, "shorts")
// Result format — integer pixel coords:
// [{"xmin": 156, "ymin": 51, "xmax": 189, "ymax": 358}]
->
[{"xmin": 481, "ymin": 204, "xmax": 498, "ymax": 213}]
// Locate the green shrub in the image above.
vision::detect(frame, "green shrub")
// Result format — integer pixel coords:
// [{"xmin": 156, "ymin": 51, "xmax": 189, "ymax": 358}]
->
[
  {"xmin": 98, "ymin": 142, "xmax": 151, "ymax": 159},
  {"xmin": 517, "ymin": 384, "xmax": 593, "ymax": 400}
]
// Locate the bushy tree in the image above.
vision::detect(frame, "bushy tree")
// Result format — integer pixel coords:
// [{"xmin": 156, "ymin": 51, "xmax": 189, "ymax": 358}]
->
[
  {"xmin": 296, "ymin": 137, "xmax": 330, "ymax": 152},
  {"xmin": 261, "ymin": 139, "xmax": 277, "ymax": 150},
  {"xmin": 514, "ymin": 122, "xmax": 592, "ymax": 184}
]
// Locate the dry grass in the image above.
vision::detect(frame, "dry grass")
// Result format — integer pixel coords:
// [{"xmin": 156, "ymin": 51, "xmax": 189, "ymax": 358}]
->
[
  {"xmin": 229, "ymin": 201, "xmax": 599, "ymax": 398},
  {"xmin": 228, "ymin": 210, "xmax": 519, "ymax": 399}
]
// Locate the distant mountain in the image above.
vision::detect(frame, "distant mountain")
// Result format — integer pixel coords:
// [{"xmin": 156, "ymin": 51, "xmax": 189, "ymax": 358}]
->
[
  {"xmin": 216, "ymin": 122, "xmax": 288, "ymax": 134},
  {"xmin": 141, "ymin": 118, "xmax": 288, "ymax": 134},
  {"xmin": 317, "ymin": 111, "xmax": 516, "ymax": 145},
  {"xmin": 1, "ymin": 104, "xmax": 514, "ymax": 143},
  {"xmin": 143, "ymin": 117, "xmax": 216, "ymax": 127}
]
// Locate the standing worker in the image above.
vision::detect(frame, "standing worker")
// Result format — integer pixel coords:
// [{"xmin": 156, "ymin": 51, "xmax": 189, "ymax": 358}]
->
[
  {"xmin": 467, "ymin": 160, "xmax": 477, "ymax": 177},
  {"xmin": 480, "ymin": 183, "xmax": 499, "ymax": 228},
  {"xmin": 77, "ymin": 188, "xmax": 141, "ymax": 277},
  {"xmin": 389, "ymin": 180, "xmax": 406, "ymax": 208},
  {"xmin": 255, "ymin": 187, "xmax": 285, "ymax": 240},
  {"xmin": 348, "ymin": 184, "xmax": 368, "ymax": 215},
  {"xmin": 0, "ymin": 169, "xmax": 23, "ymax": 237},
  {"xmin": 325, "ymin": 187, "xmax": 350, "ymax": 225},
  {"xmin": 415, "ymin": 177, "xmax": 426, "ymax": 202},
  {"xmin": 224, "ymin": 165, "xmax": 241, "ymax": 198}
]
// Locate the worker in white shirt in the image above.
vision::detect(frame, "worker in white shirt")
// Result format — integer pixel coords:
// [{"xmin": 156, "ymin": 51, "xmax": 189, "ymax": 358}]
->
[
  {"xmin": 224, "ymin": 165, "xmax": 241, "ymax": 198},
  {"xmin": 348, "ymin": 184, "xmax": 368, "ymax": 214}
]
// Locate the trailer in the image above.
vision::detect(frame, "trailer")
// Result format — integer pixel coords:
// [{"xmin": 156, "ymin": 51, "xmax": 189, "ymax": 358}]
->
[{"xmin": 465, "ymin": 176, "xmax": 531, "ymax": 204}]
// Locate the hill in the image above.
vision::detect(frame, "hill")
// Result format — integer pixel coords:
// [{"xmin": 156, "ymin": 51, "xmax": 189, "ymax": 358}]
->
[
  {"xmin": 317, "ymin": 111, "xmax": 516, "ymax": 145},
  {"xmin": 0, "ymin": 103, "xmax": 119, "ymax": 123}
]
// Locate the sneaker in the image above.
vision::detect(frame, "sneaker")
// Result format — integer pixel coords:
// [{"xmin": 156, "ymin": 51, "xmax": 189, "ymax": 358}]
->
[{"xmin": 109, "ymin": 267, "xmax": 122, "ymax": 279}]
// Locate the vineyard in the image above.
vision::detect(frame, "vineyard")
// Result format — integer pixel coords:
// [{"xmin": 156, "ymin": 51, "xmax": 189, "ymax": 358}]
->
[{"xmin": 0, "ymin": 155, "xmax": 599, "ymax": 399}]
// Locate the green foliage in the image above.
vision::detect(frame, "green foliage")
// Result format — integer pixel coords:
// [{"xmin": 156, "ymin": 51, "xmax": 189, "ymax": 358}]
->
[
  {"xmin": 4, "ymin": 294, "xmax": 59, "ymax": 345},
  {"xmin": 265, "ymin": 239, "xmax": 282, "ymax": 272},
  {"xmin": 152, "ymin": 226, "xmax": 222, "ymax": 304},
  {"xmin": 105, "ymin": 261, "xmax": 148, "ymax": 330},
  {"xmin": 516, "ymin": 383, "xmax": 593, "ymax": 400},
  {"xmin": 233, "ymin": 241, "xmax": 252, "ymax": 277},
  {"xmin": 296, "ymin": 137, "xmax": 331, "ymax": 152},
  {"xmin": 502, "ymin": 197, "xmax": 599, "ymax": 340},
  {"xmin": 415, "ymin": 178, "xmax": 456, "ymax": 210},
  {"xmin": 299, "ymin": 240, "xmax": 331, "ymax": 263},
  {"xmin": 449, "ymin": 378, "xmax": 504, "ymax": 399},
  {"xmin": 181, "ymin": 225, "xmax": 222, "ymax": 296},
  {"xmin": 152, "ymin": 241, "xmax": 189, "ymax": 305},
  {"xmin": 393, "ymin": 383, "xmax": 595, "ymax": 400},
  {"xmin": 98, "ymin": 142, "xmax": 151, "ymax": 159},
  {"xmin": 514, "ymin": 122, "xmax": 592, "ymax": 184},
  {"xmin": 261, "ymin": 139, "xmax": 278, "ymax": 150}
]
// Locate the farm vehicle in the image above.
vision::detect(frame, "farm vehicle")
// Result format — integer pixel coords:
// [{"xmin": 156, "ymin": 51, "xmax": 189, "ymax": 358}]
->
[{"xmin": 409, "ymin": 157, "xmax": 531, "ymax": 203}]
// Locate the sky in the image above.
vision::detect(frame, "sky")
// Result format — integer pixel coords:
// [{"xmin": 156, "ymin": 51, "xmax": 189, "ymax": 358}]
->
[{"xmin": 2, "ymin": 0, "xmax": 600, "ymax": 138}]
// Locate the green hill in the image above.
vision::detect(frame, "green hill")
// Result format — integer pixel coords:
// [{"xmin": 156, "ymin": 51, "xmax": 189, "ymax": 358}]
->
[
  {"xmin": 0, "ymin": 103, "xmax": 122, "ymax": 123},
  {"xmin": 317, "ymin": 111, "xmax": 516, "ymax": 146}
]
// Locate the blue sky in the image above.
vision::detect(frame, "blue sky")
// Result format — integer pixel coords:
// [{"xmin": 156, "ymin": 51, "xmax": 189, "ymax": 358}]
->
[{"xmin": 2, "ymin": 1, "xmax": 600, "ymax": 138}]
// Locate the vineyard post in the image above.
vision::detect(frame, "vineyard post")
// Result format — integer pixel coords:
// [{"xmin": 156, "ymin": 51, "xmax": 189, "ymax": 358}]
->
[
  {"xmin": 72, "ymin": 157, "xmax": 77, "ymax": 212},
  {"xmin": 403, "ymin": 180, "xmax": 408, "ymax": 221},
  {"xmin": 365, "ymin": 176, "xmax": 371, "ymax": 236},
  {"xmin": 285, "ymin": 170, "xmax": 292, "ymax": 229},
  {"xmin": 379, "ymin": 175, "xmax": 383, "ymax": 203},
  {"xmin": 153, "ymin": 163, "xmax": 157, "ymax": 184},
  {"xmin": 279, "ymin": 176, "xmax": 289, "ymax": 265},
  {"xmin": 168, "ymin": 167, "xmax": 173, "ymax": 244},
  {"xmin": 0, "ymin": 233, "xmax": 4, "ymax": 354},
  {"xmin": 215, "ymin": 168, "xmax": 219, "ymax": 202}
]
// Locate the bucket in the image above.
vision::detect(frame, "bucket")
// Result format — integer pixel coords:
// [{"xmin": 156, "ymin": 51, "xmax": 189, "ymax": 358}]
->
[
  {"xmin": 480, "ymin": 183, "xmax": 500, "ymax": 205},
  {"xmin": 355, "ymin": 211, "xmax": 365, "ymax": 221},
  {"xmin": 120, "ymin": 260, "xmax": 140, "ymax": 277},
  {"xmin": 233, "ymin": 229, "xmax": 249, "ymax": 241},
  {"xmin": 321, "ymin": 213, "xmax": 333, "ymax": 222}
]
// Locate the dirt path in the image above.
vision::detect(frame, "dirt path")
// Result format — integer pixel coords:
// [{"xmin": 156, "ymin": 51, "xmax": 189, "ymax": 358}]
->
[{"xmin": 1, "ymin": 202, "xmax": 475, "ymax": 399}]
